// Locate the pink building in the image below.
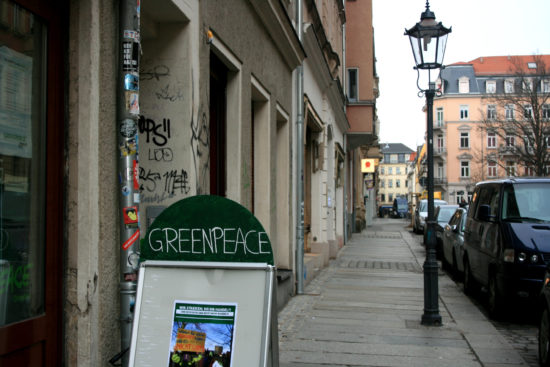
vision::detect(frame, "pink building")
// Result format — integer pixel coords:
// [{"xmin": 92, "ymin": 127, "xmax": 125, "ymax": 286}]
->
[{"xmin": 431, "ymin": 55, "xmax": 550, "ymax": 204}]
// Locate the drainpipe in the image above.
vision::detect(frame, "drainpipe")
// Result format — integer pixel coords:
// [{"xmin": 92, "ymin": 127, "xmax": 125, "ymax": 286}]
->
[
  {"xmin": 115, "ymin": 1, "xmax": 140, "ymax": 366},
  {"xmin": 295, "ymin": 0, "xmax": 305, "ymax": 294}
]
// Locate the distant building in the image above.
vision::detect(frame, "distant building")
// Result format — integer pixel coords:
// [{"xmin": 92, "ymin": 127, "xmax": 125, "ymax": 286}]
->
[
  {"xmin": 432, "ymin": 55, "xmax": 550, "ymax": 204},
  {"xmin": 378, "ymin": 143, "xmax": 414, "ymax": 209}
]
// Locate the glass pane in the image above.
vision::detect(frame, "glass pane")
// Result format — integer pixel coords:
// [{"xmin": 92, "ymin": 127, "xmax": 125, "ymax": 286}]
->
[{"xmin": 0, "ymin": 0, "xmax": 47, "ymax": 326}]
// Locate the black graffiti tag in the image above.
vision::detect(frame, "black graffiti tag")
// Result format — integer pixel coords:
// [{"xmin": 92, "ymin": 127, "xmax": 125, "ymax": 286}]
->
[{"xmin": 139, "ymin": 116, "xmax": 171, "ymax": 146}]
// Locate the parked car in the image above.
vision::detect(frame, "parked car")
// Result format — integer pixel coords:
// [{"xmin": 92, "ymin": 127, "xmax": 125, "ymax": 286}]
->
[
  {"xmin": 413, "ymin": 199, "xmax": 448, "ymax": 234},
  {"xmin": 538, "ymin": 264, "xmax": 550, "ymax": 366},
  {"xmin": 392, "ymin": 197, "xmax": 408, "ymax": 218},
  {"xmin": 442, "ymin": 206, "xmax": 468, "ymax": 277},
  {"xmin": 433, "ymin": 204, "xmax": 459, "ymax": 255},
  {"xmin": 378, "ymin": 205, "xmax": 392, "ymax": 218},
  {"xmin": 463, "ymin": 178, "xmax": 550, "ymax": 318}
]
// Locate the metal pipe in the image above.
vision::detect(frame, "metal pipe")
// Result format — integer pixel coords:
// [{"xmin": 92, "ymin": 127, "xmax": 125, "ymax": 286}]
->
[
  {"xmin": 117, "ymin": 0, "xmax": 140, "ymax": 365},
  {"xmin": 295, "ymin": 0, "xmax": 305, "ymax": 294}
]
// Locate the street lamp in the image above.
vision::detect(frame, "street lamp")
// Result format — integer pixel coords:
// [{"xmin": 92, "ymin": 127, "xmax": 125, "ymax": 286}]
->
[{"xmin": 405, "ymin": 0, "xmax": 451, "ymax": 326}]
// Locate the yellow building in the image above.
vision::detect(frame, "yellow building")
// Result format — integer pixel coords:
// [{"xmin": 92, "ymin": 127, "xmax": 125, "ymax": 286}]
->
[{"xmin": 378, "ymin": 143, "xmax": 414, "ymax": 209}]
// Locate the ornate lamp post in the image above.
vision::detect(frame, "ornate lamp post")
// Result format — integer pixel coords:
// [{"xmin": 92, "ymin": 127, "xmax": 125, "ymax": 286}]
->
[{"xmin": 405, "ymin": 0, "xmax": 451, "ymax": 326}]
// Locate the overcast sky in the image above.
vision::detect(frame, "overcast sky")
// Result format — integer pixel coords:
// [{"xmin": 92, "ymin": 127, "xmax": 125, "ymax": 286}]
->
[{"xmin": 372, "ymin": 0, "xmax": 550, "ymax": 151}]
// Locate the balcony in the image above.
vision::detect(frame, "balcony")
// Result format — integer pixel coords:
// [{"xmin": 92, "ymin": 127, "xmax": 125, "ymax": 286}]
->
[
  {"xmin": 433, "ymin": 121, "xmax": 445, "ymax": 130},
  {"xmin": 498, "ymin": 145, "xmax": 518, "ymax": 156},
  {"xmin": 434, "ymin": 177, "xmax": 448, "ymax": 186}
]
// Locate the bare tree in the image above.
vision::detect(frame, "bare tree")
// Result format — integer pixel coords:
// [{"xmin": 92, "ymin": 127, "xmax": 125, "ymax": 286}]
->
[{"xmin": 478, "ymin": 55, "xmax": 550, "ymax": 176}]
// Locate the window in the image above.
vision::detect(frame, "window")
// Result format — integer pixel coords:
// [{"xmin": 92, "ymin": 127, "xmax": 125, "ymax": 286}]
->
[
  {"xmin": 505, "ymin": 79, "xmax": 515, "ymax": 93},
  {"xmin": 505, "ymin": 104, "xmax": 515, "ymax": 120},
  {"xmin": 390, "ymin": 154, "xmax": 398, "ymax": 163},
  {"xmin": 436, "ymin": 107, "xmax": 444, "ymax": 127},
  {"xmin": 388, "ymin": 179, "xmax": 393, "ymax": 188},
  {"xmin": 380, "ymin": 179, "xmax": 385, "ymax": 188},
  {"xmin": 525, "ymin": 166, "xmax": 535, "ymax": 176},
  {"xmin": 524, "ymin": 105, "xmax": 533, "ymax": 120},
  {"xmin": 347, "ymin": 68, "xmax": 358, "ymax": 101},
  {"xmin": 460, "ymin": 105, "xmax": 469, "ymax": 120},
  {"xmin": 436, "ymin": 134, "xmax": 444, "ymax": 153},
  {"xmin": 487, "ymin": 132, "xmax": 497, "ymax": 148},
  {"xmin": 522, "ymin": 78, "xmax": 534, "ymax": 92},
  {"xmin": 380, "ymin": 167, "xmax": 385, "ymax": 175},
  {"xmin": 398, "ymin": 153, "xmax": 405, "ymax": 163},
  {"xmin": 543, "ymin": 80, "xmax": 550, "ymax": 93},
  {"xmin": 437, "ymin": 163, "xmax": 444, "ymax": 179},
  {"xmin": 506, "ymin": 161, "xmax": 517, "ymax": 176},
  {"xmin": 388, "ymin": 193, "xmax": 393, "ymax": 202},
  {"xmin": 460, "ymin": 132, "xmax": 470, "ymax": 148},
  {"xmin": 381, "ymin": 194, "xmax": 385, "ymax": 202},
  {"xmin": 396, "ymin": 180, "xmax": 401, "ymax": 188},
  {"xmin": 487, "ymin": 105, "xmax": 496, "ymax": 120},
  {"xmin": 388, "ymin": 167, "xmax": 393, "ymax": 175},
  {"xmin": 506, "ymin": 134, "xmax": 515, "ymax": 147},
  {"xmin": 543, "ymin": 105, "xmax": 550, "ymax": 121},
  {"xmin": 396, "ymin": 167, "xmax": 401, "ymax": 174},
  {"xmin": 460, "ymin": 161, "xmax": 470, "ymax": 177},
  {"xmin": 383, "ymin": 153, "xmax": 391, "ymax": 162},
  {"xmin": 488, "ymin": 161, "xmax": 497, "ymax": 177},
  {"xmin": 486, "ymin": 80, "xmax": 496, "ymax": 93},
  {"xmin": 528, "ymin": 62, "xmax": 537, "ymax": 69},
  {"xmin": 459, "ymin": 77, "xmax": 470, "ymax": 93}
]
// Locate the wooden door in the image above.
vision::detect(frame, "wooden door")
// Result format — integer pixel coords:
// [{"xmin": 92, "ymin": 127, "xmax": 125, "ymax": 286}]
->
[{"xmin": 0, "ymin": 0, "xmax": 65, "ymax": 365}]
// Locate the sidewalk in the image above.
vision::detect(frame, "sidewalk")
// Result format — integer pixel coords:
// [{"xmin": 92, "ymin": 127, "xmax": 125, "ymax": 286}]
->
[{"xmin": 278, "ymin": 218, "xmax": 529, "ymax": 367}]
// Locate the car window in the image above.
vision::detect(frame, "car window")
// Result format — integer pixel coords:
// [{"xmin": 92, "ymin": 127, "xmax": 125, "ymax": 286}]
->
[
  {"xmin": 438, "ymin": 207, "xmax": 457, "ymax": 223},
  {"xmin": 419, "ymin": 201, "xmax": 427, "ymax": 212},
  {"xmin": 502, "ymin": 183, "xmax": 550, "ymax": 222},
  {"xmin": 474, "ymin": 186, "xmax": 495, "ymax": 220}
]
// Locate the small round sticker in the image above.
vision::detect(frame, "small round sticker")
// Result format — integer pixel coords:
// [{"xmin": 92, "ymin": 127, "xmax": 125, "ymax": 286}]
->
[{"xmin": 120, "ymin": 119, "xmax": 137, "ymax": 138}]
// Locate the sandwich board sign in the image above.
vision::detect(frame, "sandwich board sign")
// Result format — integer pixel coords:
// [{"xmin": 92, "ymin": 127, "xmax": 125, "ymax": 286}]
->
[{"xmin": 129, "ymin": 195, "xmax": 279, "ymax": 367}]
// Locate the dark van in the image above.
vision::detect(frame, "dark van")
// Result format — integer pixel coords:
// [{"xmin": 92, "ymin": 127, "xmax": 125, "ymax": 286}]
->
[
  {"xmin": 392, "ymin": 197, "xmax": 408, "ymax": 218},
  {"xmin": 463, "ymin": 178, "xmax": 550, "ymax": 317}
]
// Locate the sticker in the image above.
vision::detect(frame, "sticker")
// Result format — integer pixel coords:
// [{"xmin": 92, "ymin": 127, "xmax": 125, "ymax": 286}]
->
[
  {"xmin": 123, "ymin": 206, "xmax": 139, "ymax": 226},
  {"xmin": 134, "ymin": 193, "xmax": 140, "ymax": 203},
  {"xmin": 122, "ymin": 41, "xmax": 139, "ymax": 73},
  {"xmin": 122, "ymin": 229, "xmax": 140, "ymax": 250},
  {"xmin": 120, "ymin": 137, "xmax": 137, "ymax": 156},
  {"xmin": 123, "ymin": 30, "xmax": 139, "ymax": 41},
  {"xmin": 133, "ymin": 160, "xmax": 139, "ymax": 190},
  {"xmin": 125, "ymin": 92, "xmax": 139, "ymax": 115},
  {"xmin": 122, "ymin": 185, "xmax": 130, "ymax": 196},
  {"xmin": 120, "ymin": 119, "xmax": 137, "ymax": 138},
  {"xmin": 124, "ymin": 73, "xmax": 139, "ymax": 91}
]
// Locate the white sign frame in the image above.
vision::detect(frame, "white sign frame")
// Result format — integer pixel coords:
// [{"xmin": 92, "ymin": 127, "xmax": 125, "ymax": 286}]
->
[{"xmin": 129, "ymin": 261, "xmax": 276, "ymax": 366}]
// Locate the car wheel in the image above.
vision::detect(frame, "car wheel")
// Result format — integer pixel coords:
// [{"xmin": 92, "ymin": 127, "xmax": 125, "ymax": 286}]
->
[
  {"xmin": 540, "ymin": 307, "xmax": 550, "ymax": 366},
  {"xmin": 488, "ymin": 273, "xmax": 502, "ymax": 319},
  {"xmin": 463, "ymin": 258, "xmax": 476, "ymax": 295}
]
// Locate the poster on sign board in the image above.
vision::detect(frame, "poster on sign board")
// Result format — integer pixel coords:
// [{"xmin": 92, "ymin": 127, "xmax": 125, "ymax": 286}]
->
[{"xmin": 168, "ymin": 301, "xmax": 237, "ymax": 367}]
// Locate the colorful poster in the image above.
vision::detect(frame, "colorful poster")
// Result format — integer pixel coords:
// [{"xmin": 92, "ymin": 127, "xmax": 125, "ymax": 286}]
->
[{"xmin": 168, "ymin": 301, "xmax": 237, "ymax": 367}]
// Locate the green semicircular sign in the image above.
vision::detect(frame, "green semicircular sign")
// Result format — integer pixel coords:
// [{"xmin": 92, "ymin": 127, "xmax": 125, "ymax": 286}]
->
[{"xmin": 140, "ymin": 195, "xmax": 274, "ymax": 265}]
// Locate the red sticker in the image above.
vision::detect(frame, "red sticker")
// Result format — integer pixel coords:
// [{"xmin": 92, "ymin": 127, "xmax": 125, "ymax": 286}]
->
[
  {"xmin": 123, "ymin": 206, "xmax": 139, "ymax": 225},
  {"xmin": 122, "ymin": 230, "xmax": 140, "ymax": 250}
]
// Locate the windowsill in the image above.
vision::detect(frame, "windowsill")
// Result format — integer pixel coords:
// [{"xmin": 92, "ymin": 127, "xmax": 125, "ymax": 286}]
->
[{"xmin": 459, "ymin": 147, "xmax": 470, "ymax": 150}]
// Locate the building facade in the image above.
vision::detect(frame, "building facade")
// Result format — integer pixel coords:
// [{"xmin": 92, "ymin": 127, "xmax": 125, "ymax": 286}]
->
[
  {"xmin": 432, "ymin": 55, "xmax": 550, "ymax": 205},
  {"xmin": 377, "ymin": 143, "xmax": 414, "ymax": 209},
  {"xmin": 0, "ymin": 0, "xmax": 378, "ymax": 365},
  {"xmin": 345, "ymin": 0, "xmax": 380, "ymax": 232}
]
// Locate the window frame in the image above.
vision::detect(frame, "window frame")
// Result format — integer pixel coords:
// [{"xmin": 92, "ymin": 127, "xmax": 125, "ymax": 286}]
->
[
  {"xmin": 487, "ymin": 131, "xmax": 497, "ymax": 148},
  {"xmin": 460, "ymin": 131, "xmax": 470, "ymax": 149},
  {"xmin": 347, "ymin": 67, "xmax": 359, "ymax": 102},
  {"xmin": 460, "ymin": 105, "xmax": 469, "ymax": 120},
  {"xmin": 460, "ymin": 160, "xmax": 470, "ymax": 177}
]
